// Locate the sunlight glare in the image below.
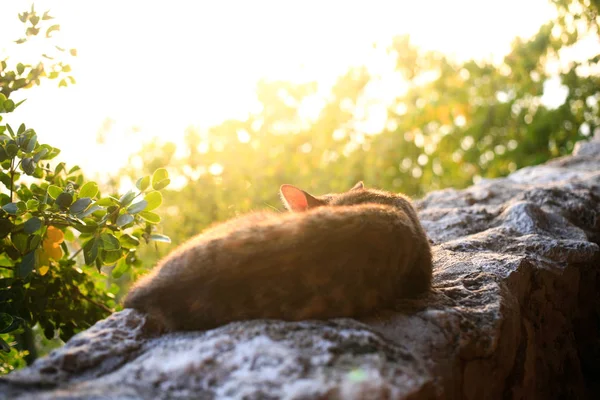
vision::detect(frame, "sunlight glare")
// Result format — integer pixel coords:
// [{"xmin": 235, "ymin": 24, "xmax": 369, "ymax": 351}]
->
[{"xmin": 0, "ymin": 0, "xmax": 560, "ymax": 176}]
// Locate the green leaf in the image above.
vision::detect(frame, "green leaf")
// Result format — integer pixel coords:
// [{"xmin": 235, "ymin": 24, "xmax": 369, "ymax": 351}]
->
[
  {"xmin": 45, "ymin": 147, "xmax": 61, "ymax": 160},
  {"xmin": 125, "ymin": 249, "xmax": 139, "ymax": 265},
  {"xmin": 111, "ymin": 256, "xmax": 130, "ymax": 279},
  {"xmin": 16, "ymin": 201, "xmax": 26, "ymax": 213},
  {"xmin": 78, "ymin": 204, "xmax": 102, "ymax": 218},
  {"xmin": 16, "ymin": 133, "xmax": 26, "ymax": 147},
  {"xmin": 3, "ymin": 99, "xmax": 15, "ymax": 112},
  {"xmin": 92, "ymin": 208, "xmax": 107, "ymax": 218},
  {"xmin": 127, "ymin": 200, "xmax": 147, "ymax": 214},
  {"xmin": 6, "ymin": 143, "xmax": 18, "ymax": 157},
  {"xmin": 26, "ymin": 199, "xmax": 39, "ymax": 210},
  {"xmin": 144, "ymin": 191, "xmax": 163, "ymax": 211},
  {"xmin": 150, "ymin": 234, "xmax": 171, "ymax": 243},
  {"xmin": 152, "ymin": 168, "xmax": 168, "ymax": 184},
  {"xmin": 11, "ymin": 232, "xmax": 28, "ymax": 254},
  {"xmin": 116, "ymin": 213, "xmax": 134, "ymax": 227},
  {"xmin": 72, "ymin": 222, "xmax": 98, "ymax": 233},
  {"xmin": 0, "ymin": 337, "xmax": 10, "ymax": 352},
  {"xmin": 2, "ymin": 202, "xmax": 18, "ymax": 214},
  {"xmin": 55, "ymin": 192, "xmax": 73, "ymax": 209},
  {"xmin": 17, "ymin": 251, "xmax": 37, "ymax": 278},
  {"xmin": 102, "ymin": 249, "xmax": 123, "ymax": 265},
  {"xmin": 120, "ymin": 233, "xmax": 140, "ymax": 248},
  {"xmin": 0, "ymin": 257, "xmax": 14, "ymax": 269},
  {"xmin": 138, "ymin": 211, "xmax": 161, "ymax": 223},
  {"xmin": 119, "ymin": 190, "xmax": 136, "ymax": 206},
  {"xmin": 95, "ymin": 256, "xmax": 102, "ymax": 271},
  {"xmin": 153, "ymin": 178, "xmax": 170, "ymax": 191},
  {"xmin": 5, "ymin": 246, "xmax": 19, "ymax": 260},
  {"xmin": 64, "ymin": 228, "xmax": 76, "ymax": 242},
  {"xmin": 54, "ymin": 162, "xmax": 66, "ymax": 175},
  {"xmin": 79, "ymin": 182, "xmax": 98, "ymax": 198},
  {"xmin": 0, "ymin": 146, "xmax": 9, "ymax": 162},
  {"xmin": 25, "ymin": 134, "xmax": 37, "ymax": 152},
  {"xmin": 22, "ymin": 157, "xmax": 36, "ymax": 175},
  {"xmin": 0, "ymin": 314, "xmax": 19, "ymax": 334},
  {"xmin": 136, "ymin": 176, "xmax": 150, "ymax": 191},
  {"xmin": 23, "ymin": 217, "xmax": 42, "ymax": 234},
  {"xmin": 33, "ymin": 147, "xmax": 48, "ymax": 162},
  {"xmin": 152, "ymin": 168, "xmax": 169, "ymax": 189},
  {"xmin": 47, "ymin": 185, "xmax": 62, "ymax": 199},
  {"xmin": 0, "ymin": 313, "xmax": 13, "ymax": 332},
  {"xmin": 0, "ymin": 218, "xmax": 12, "ymax": 238},
  {"xmin": 69, "ymin": 197, "xmax": 92, "ymax": 214},
  {"xmin": 16, "ymin": 186, "xmax": 33, "ymax": 201},
  {"xmin": 83, "ymin": 237, "xmax": 99, "ymax": 265},
  {"xmin": 68, "ymin": 165, "xmax": 81, "ymax": 175},
  {"xmin": 29, "ymin": 234, "xmax": 42, "ymax": 251},
  {"xmin": 96, "ymin": 197, "xmax": 117, "ymax": 206},
  {"xmin": 0, "ymin": 172, "xmax": 12, "ymax": 189},
  {"xmin": 100, "ymin": 233, "xmax": 121, "ymax": 250}
]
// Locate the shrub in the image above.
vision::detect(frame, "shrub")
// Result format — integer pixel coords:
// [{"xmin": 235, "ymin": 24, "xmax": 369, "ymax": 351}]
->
[{"xmin": 0, "ymin": 6, "xmax": 170, "ymax": 373}]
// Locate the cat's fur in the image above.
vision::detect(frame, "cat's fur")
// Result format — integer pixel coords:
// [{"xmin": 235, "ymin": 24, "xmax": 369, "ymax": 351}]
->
[{"xmin": 124, "ymin": 182, "xmax": 432, "ymax": 330}]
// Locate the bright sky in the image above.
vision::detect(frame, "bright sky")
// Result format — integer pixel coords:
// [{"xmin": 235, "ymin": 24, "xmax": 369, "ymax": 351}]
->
[{"xmin": 0, "ymin": 0, "xmax": 562, "ymax": 177}]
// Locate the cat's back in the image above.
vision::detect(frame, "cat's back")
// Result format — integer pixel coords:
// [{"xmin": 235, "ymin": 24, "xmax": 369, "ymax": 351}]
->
[{"xmin": 124, "ymin": 184, "xmax": 433, "ymax": 330}]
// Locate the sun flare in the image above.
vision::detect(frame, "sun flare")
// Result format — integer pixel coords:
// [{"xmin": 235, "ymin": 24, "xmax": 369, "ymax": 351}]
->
[{"xmin": 1, "ymin": 0, "xmax": 559, "ymax": 176}]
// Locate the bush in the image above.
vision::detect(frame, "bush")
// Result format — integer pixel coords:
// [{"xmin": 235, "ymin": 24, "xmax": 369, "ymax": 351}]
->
[{"xmin": 0, "ymin": 6, "xmax": 170, "ymax": 374}]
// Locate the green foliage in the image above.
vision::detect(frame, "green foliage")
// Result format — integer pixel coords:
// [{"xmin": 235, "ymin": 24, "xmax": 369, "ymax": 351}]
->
[
  {"xmin": 123, "ymin": 0, "xmax": 599, "ymax": 264},
  {"xmin": 0, "ymin": 5, "xmax": 77, "ymax": 98},
  {"xmin": 0, "ymin": 7, "xmax": 170, "ymax": 374}
]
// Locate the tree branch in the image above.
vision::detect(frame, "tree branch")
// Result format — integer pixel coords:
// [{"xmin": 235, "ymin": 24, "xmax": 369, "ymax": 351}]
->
[{"xmin": 70, "ymin": 284, "xmax": 113, "ymax": 314}]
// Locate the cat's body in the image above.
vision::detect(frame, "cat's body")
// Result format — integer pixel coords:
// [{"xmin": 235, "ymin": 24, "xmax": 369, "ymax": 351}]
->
[{"xmin": 124, "ymin": 183, "xmax": 432, "ymax": 331}]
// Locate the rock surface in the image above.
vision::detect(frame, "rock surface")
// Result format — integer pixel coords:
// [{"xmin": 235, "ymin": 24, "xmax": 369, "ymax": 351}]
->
[{"xmin": 1, "ymin": 138, "xmax": 599, "ymax": 399}]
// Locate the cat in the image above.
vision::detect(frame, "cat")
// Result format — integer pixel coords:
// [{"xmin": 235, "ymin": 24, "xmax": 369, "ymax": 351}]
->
[{"xmin": 124, "ymin": 182, "xmax": 432, "ymax": 331}]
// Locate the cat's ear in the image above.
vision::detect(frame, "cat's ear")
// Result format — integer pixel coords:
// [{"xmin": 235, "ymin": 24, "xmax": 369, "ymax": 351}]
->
[
  {"xmin": 350, "ymin": 181, "xmax": 364, "ymax": 191},
  {"xmin": 280, "ymin": 185, "xmax": 323, "ymax": 212}
]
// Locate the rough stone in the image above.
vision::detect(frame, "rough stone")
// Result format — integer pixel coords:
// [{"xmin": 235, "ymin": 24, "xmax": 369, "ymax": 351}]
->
[{"xmin": 1, "ymin": 137, "xmax": 599, "ymax": 399}]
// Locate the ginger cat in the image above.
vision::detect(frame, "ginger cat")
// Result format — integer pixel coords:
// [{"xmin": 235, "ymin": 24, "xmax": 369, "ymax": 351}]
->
[{"xmin": 124, "ymin": 182, "xmax": 432, "ymax": 331}]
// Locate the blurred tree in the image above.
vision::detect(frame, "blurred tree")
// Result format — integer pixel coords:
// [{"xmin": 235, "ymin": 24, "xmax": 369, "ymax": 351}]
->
[{"xmin": 124, "ymin": 0, "xmax": 598, "ymax": 265}]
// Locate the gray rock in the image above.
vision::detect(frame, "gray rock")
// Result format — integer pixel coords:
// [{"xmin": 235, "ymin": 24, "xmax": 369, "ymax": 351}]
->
[{"xmin": 2, "ymin": 137, "xmax": 599, "ymax": 399}]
